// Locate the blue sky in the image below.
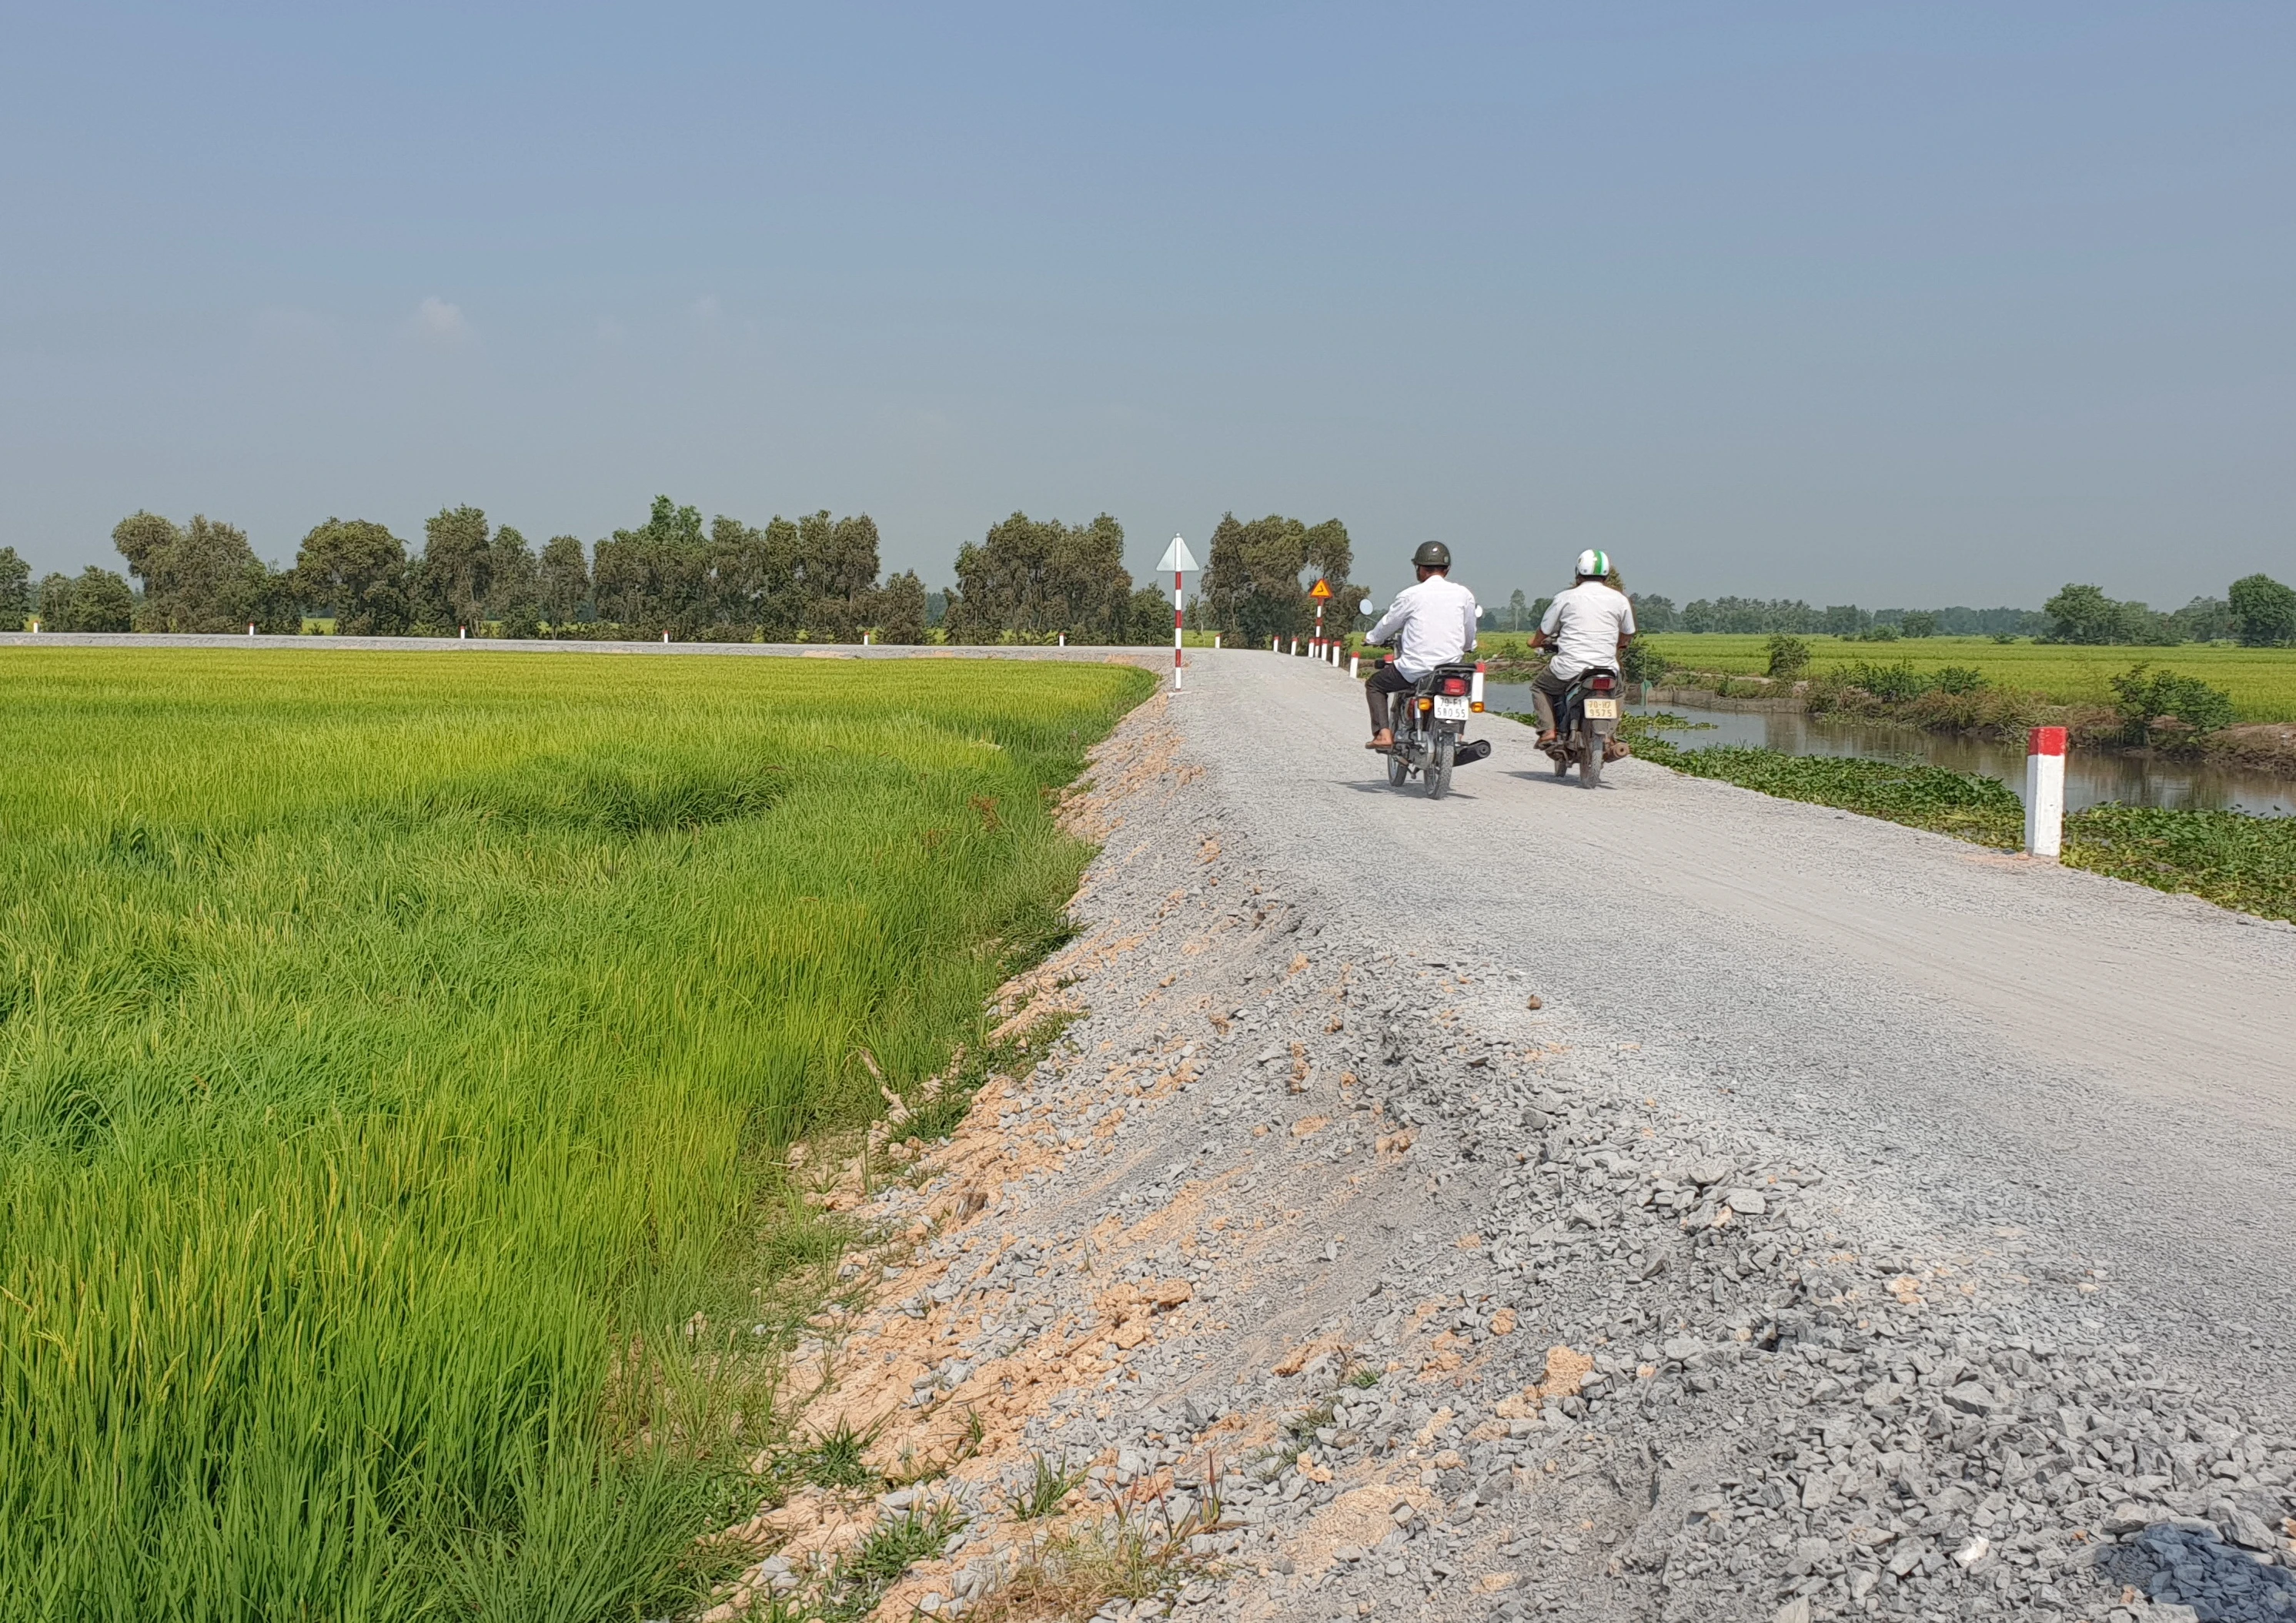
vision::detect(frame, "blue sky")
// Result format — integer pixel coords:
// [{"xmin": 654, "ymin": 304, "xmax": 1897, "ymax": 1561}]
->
[{"xmin": 2, "ymin": 2, "xmax": 2288, "ymax": 607}]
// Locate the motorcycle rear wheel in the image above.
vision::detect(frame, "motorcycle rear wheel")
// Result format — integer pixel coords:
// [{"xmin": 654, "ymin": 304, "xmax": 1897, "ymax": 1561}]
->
[
  {"xmin": 1387, "ymin": 737, "xmax": 1410, "ymax": 787},
  {"xmin": 1428, "ymin": 731, "xmax": 1455, "ymax": 799},
  {"xmin": 1581, "ymin": 728, "xmax": 1604, "ymax": 788}
]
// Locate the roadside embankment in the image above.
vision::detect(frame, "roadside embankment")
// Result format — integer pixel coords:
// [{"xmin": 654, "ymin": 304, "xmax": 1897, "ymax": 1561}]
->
[{"xmin": 690, "ymin": 684, "xmax": 2296, "ymax": 1623}]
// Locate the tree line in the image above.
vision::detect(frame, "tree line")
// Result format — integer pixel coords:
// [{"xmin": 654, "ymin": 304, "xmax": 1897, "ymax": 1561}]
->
[
  {"xmin": 1480, "ymin": 581, "xmax": 2296, "ymax": 647},
  {"xmin": 5, "ymin": 507, "xmax": 2289, "ymax": 648}
]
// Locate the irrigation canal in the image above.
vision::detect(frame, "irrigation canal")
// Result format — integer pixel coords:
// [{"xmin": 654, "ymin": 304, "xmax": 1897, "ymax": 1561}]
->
[{"xmin": 1480, "ymin": 684, "xmax": 2295, "ymax": 818}]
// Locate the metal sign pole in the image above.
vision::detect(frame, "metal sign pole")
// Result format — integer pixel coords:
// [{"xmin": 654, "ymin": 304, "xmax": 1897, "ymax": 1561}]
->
[{"xmin": 1156, "ymin": 535, "xmax": 1199, "ymax": 693}]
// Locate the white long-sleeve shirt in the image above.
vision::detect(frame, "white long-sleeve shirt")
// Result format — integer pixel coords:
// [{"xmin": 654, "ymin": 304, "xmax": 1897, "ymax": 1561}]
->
[{"xmin": 1365, "ymin": 574, "xmax": 1479, "ymax": 678}]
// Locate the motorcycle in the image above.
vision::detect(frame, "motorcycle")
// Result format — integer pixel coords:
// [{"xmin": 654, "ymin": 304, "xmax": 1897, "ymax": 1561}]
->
[
  {"xmin": 1541, "ymin": 663, "xmax": 1625, "ymax": 788},
  {"xmin": 1371, "ymin": 651, "xmax": 1493, "ymax": 800}
]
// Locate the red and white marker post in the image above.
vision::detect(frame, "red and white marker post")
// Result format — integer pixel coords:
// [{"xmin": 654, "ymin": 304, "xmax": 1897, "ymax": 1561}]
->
[
  {"xmin": 1157, "ymin": 534, "xmax": 1199, "ymax": 692},
  {"xmin": 2024, "ymin": 726, "xmax": 2067, "ymax": 860},
  {"xmin": 1308, "ymin": 577, "xmax": 1332, "ymax": 657}
]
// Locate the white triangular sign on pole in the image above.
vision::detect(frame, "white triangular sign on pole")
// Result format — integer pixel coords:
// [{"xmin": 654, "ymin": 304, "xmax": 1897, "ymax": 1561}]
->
[{"xmin": 1156, "ymin": 535, "xmax": 1198, "ymax": 574}]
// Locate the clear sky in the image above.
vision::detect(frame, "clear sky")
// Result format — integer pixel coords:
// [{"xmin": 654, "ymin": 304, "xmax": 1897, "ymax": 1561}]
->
[{"xmin": 2, "ymin": 2, "xmax": 2289, "ymax": 607}]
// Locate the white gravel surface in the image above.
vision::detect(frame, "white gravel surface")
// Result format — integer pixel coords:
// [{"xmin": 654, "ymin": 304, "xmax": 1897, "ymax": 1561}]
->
[{"xmin": 705, "ymin": 651, "xmax": 2296, "ymax": 1623}]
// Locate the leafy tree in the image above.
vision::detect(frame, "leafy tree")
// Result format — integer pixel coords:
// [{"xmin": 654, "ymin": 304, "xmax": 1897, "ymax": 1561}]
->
[
  {"xmin": 593, "ymin": 497, "xmax": 709, "ymax": 635},
  {"xmin": 294, "ymin": 518, "xmax": 410, "ymax": 634},
  {"xmin": 795, "ymin": 511, "xmax": 881, "ymax": 640},
  {"xmin": 944, "ymin": 512, "xmax": 1138, "ymax": 644},
  {"xmin": 2165, "ymin": 596, "xmax": 2232, "ymax": 644},
  {"xmin": 1198, "ymin": 514, "xmax": 1355, "ymax": 644},
  {"xmin": 44, "ymin": 566, "xmax": 135, "ymax": 631},
  {"xmin": 1125, "ymin": 584, "xmax": 1173, "ymax": 644},
  {"xmin": 112, "ymin": 511, "xmax": 287, "ymax": 631},
  {"xmin": 2040, "ymin": 583, "xmax": 2176, "ymax": 645},
  {"xmin": 874, "ymin": 570, "xmax": 930, "ymax": 644},
  {"xmin": 1899, "ymin": 611, "xmax": 1939, "ymax": 638},
  {"xmin": 2228, "ymin": 573, "xmax": 2296, "ymax": 647},
  {"xmin": 1765, "ymin": 634, "xmax": 1812, "ymax": 678},
  {"xmin": 536, "ymin": 536, "xmax": 590, "ymax": 629},
  {"xmin": 1820, "ymin": 604, "xmax": 1868, "ymax": 636},
  {"xmin": 0, "ymin": 546, "xmax": 29, "ymax": 627},
  {"xmin": 2111, "ymin": 664, "xmax": 2236, "ymax": 745},
  {"xmin": 1506, "ymin": 588, "xmax": 1529, "ymax": 631},
  {"xmin": 487, "ymin": 526, "xmax": 541, "ymax": 636},
  {"xmin": 411, "ymin": 505, "xmax": 496, "ymax": 631},
  {"xmin": 1628, "ymin": 592, "xmax": 1676, "ymax": 633},
  {"xmin": 34, "ymin": 573, "xmax": 75, "ymax": 629}
]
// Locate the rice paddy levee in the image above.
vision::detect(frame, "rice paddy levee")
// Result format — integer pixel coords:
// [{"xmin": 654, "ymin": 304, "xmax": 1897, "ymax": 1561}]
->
[{"xmin": 0, "ymin": 648, "xmax": 1152, "ymax": 1621}]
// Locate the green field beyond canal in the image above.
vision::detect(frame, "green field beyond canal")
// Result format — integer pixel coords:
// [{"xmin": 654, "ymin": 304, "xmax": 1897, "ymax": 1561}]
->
[{"xmin": 0, "ymin": 648, "xmax": 1149, "ymax": 1620}]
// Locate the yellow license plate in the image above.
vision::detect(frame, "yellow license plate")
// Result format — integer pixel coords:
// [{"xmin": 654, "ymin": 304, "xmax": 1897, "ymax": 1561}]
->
[{"xmin": 1583, "ymin": 698, "xmax": 1619, "ymax": 720}]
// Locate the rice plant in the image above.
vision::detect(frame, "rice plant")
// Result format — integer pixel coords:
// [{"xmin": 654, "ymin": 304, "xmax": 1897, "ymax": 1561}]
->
[{"xmin": 0, "ymin": 646, "xmax": 1149, "ymax": 1621}]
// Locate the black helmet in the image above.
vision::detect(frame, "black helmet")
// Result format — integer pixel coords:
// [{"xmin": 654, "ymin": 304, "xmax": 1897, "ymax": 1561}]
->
[{"xmin": 1411, "ymin": 540, "xmax": 1452, "ymax": 570}]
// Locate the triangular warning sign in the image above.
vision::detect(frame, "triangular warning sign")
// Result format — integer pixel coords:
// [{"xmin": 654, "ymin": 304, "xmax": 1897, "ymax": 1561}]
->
[{"xmin": 1309, "ymin": 579, "xmax": 1333, "ymax": 599}]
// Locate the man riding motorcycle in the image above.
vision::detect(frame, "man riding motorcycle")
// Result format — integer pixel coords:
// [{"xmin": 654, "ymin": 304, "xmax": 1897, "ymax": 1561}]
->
[
  {"xmin": 1362, "ymin": 540, "xmax": 1480, "ymax": 751},
  {"xmin": 1528, "ymin": 549, "xmax": 1636, "ymax": 748}
]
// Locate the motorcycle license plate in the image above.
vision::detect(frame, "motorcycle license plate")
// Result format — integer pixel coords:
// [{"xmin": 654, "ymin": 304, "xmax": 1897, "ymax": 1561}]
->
[
  {"xmin": 1583, "ymin": 698, "xmax": 1620, "ymax": 720},
  {"xmin": 1433, "ymin": 696, "xmax": 1471, "ymax": 721}
]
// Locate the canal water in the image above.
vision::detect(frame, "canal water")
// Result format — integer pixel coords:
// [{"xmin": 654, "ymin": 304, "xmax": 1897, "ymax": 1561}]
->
[{"xmin": 1481, "ymin": 686, "xmax": 2295, "ymax": 818}]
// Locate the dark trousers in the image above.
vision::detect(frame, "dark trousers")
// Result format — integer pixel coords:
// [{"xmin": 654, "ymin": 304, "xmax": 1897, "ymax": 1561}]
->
[
  {"xmin": 1530, "ymin": 665, "xmax": 1572, "ymax": 735},
  {"xmin": 1366, "ymin": 663, "xmax": 1414, "ymax": 734}
]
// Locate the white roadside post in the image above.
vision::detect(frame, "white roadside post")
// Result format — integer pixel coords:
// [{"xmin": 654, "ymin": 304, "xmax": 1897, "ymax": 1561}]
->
[
  {"xmin": 1156, "ymin": 534, "xmax": 1198, "ymax": 692},
  {"xmin": 2024, "ymin": 726, "xmax": 2067, "ymax": 860},
  {"xmin": 1349, "ymin": 653, "xmax": 1359, "ymax": 678}
]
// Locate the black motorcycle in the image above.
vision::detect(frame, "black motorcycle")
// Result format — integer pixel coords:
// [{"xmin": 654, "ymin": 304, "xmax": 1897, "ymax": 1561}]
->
[
  {"xmin": 1542, "ymin": 664, "xmax": 1624, "ymax": 788},
  {"xmin": 1372, "ymin": 653, "xmax": 1492, "ymax": 800}
]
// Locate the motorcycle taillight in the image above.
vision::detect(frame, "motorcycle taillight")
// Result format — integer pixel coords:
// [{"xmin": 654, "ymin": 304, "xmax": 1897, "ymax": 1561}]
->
[
  {"xmin": 1590, "ymin": 674, "xmax": 1616, "ymax": 691},
  {"xmin": 1440, "ymin": 678, "xmax": 1467, "ymax": 696}
]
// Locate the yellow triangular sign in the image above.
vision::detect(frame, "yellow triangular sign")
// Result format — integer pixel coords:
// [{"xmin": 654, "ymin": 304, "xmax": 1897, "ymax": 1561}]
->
[{"xmin": 1309, "ymin": 579, "xmax": 1333, "ymax": 599}]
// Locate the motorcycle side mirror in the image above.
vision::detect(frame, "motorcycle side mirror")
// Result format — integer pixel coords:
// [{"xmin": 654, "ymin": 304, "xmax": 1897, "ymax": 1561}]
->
[{"xmin": 1359, "ymin": 601, "xmax": 1377, "ymax": 615}]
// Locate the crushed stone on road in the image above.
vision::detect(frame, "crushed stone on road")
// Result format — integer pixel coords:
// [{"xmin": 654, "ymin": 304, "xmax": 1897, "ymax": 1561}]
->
[{"xmin": 693, "ymin": 683, "xmax": 2296, "ymax": 1623}]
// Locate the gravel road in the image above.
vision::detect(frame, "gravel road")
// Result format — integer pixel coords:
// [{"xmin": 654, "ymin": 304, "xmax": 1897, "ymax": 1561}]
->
[
  {"xmin": 1189, "ymin": 649, "xmax": 2296, "ymax": 1396},
  {"xmin": 699, "ymin": 651, "xmax": 2296, "ymax": 1623}
]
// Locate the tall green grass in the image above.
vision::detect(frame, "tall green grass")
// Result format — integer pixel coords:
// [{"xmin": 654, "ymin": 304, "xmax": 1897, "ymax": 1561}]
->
[{"xmin": 0, "ymin": 648, "xmax": 1151, "ymax": 1620}]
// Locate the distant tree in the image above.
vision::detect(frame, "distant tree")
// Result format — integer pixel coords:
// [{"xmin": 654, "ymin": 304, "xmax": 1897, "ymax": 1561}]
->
[
  {"xmin": 2164, "ymin": 596, "xmax": 2232, "ymax": 644},
  {"xmin": 2040, "ymin": 583, "xmax": 2176, "ymax": 646},
  {"xmin": 1628, "ymin": 592, "xmax": 1676, "ymax": 633},
  {"xmin": 112, "ymin": 510, "xmax": 288, "ymax": 631},
  {"xmin": 0, "ymin": 547, "xmax": 28, "ymax": 627},
  {"xmin": 487, "ymin": 526, "xmax": 541, "ymax": 636},
  {"xmin": 0, "ymin": 546, "xmax": 29, "ymax": 627},
  {"xmin": 1679, "ymin": 597, "xmax": 1817, "ymax": 634},
  {"xmin": 536, "ymin": 535, "xmax": 590, "ymax": 628},
  {"xmin": 797, "ymin": 511, "xmax": 881, "ymax": 640},
  {"xmin": 944, "ymin": 512, "xmax": 1139, "ymax": 643},
  {"xmin": 112, "ymin": 510, "xmax": 294, "ymax": 632},
  {"xmin": 1765, "ymin": 634, "xmax": 1812, "ymax": 678},
  {"xmin": 1820, "ymin": 604, "xmax": 1867, "ymax": 636},
  {"xmin": 1198, "ymin": 514, "xmax": 1355, "ymax": 645},
  {"xmin": 34, "ymin": 572, "xmax": 75, "ymax": 629},
  {"xmin": 2228, "ymin": 573, "xmax": 2296, "ymax": 647},
  {"xmin": 874, "ymin": 569, "xmax": 930, "ymax": 644},
  {"xmin": 925, "ymin": 588, "xmax": 949, "ymax": 628},
  {"xmin": 1506, "ymin": 588, "xmax": 1529, "ymax": 632},
  {"xmin": 1125, "ymin": 584, "xmax": 1173, "ymax": 644},
  {"xmin": 593, "ymin": 497, "xmax": 709, "ymax": 636},
  {"xmin": 46, "ymin": 566, "xmax": 135, "ymax": 631},
  {"xmin": 294, "ymin": 518, "xmax": 410, "ymax": 634},
  {"xmin": 410, "ymin": 506, "xmax": 496, "ymax": 631},
  {"xmin": 1900, "ymin": 611, "xmax": 1939, "ymax": 638}
]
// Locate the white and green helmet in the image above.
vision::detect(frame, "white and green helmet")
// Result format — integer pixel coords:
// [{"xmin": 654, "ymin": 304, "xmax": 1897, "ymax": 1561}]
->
[{"xmin": 1576, "ymin": 549, "xmax": 1611, "ymax": 579}]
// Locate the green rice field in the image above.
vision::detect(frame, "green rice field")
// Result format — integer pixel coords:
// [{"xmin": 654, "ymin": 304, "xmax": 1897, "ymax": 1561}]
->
[
  {"xmin": 0, "ymin": 648, "xmax": 1150, "ymax": 1620},
  {"xmin": 1472, "ymin": 633, "xmax": 2296, "ymax": 722}
]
